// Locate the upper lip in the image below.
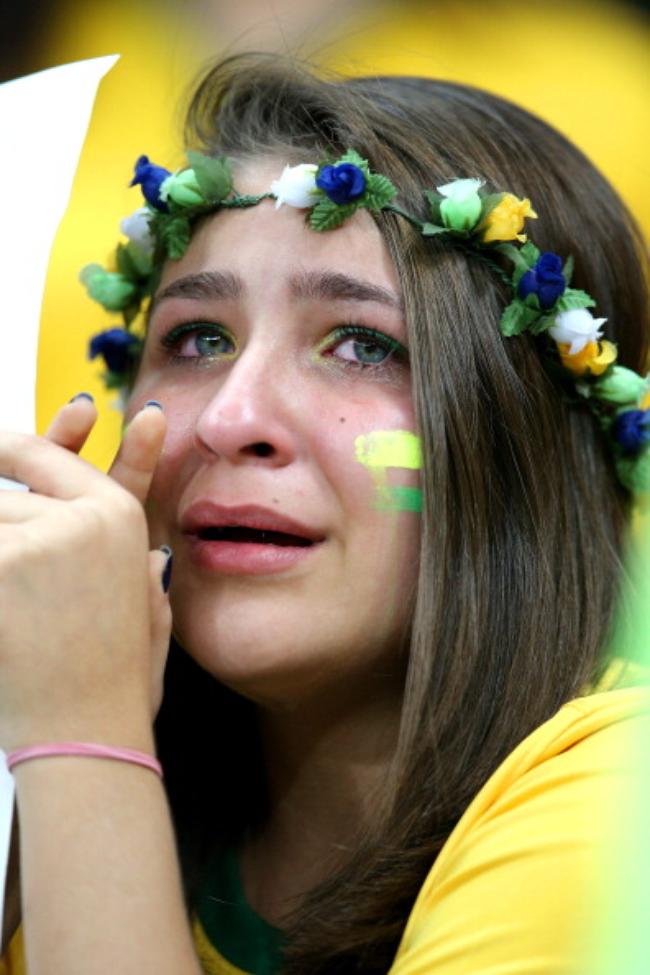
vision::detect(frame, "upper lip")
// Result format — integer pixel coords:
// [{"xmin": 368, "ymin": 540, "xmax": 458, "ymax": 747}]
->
[{"xmin": 179, "ymin": 501, "xmax": 326, "ymax": 543}]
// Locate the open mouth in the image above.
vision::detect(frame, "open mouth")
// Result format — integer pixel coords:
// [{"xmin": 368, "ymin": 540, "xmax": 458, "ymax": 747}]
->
[{"xmin": 197, "ymin": 526, "xmax": 314, "ymax": 547}]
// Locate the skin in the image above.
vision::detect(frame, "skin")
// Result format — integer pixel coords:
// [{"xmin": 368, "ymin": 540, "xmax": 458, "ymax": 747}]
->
[
  {"xmin": 0, "ymin": 403, "xmax": 203, "ymax": 972},
  {"xmin": 3, "ymin": 158, "xmax": 422, "ymax": 937},
  {"xmin": 130, "ymin": 162, "xmax": 420, "ymax": 704},
  {"xmin": 126, "ymin": 159, "xmax": 422, "ymax": 920}
]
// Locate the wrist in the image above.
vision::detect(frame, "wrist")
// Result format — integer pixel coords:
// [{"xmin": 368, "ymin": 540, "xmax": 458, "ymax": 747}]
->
[
  {"xmin": 7, "ymin": 741, "xmax": 162, "ymax": 780},
  {"xmin": 2, "ymin": 710, "xmax": 155, "ymax": 758},
  {"xmin": 11, "ymin": 748, "xmax": 164, "ymax": 803}
]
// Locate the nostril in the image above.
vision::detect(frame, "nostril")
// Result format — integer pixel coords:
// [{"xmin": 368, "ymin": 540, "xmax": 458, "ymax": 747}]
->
[{"xmin": 250, "ymin": 442, "xmax": 274, "ymax": 458}]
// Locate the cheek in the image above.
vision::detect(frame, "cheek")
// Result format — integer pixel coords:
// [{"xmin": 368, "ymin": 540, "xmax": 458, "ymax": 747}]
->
[
  {"xmin": 142, "ymin": 396, "xmax": 200, "ymax": 532},
  {"xmin": 322, "ymin": 399, "xmax": 419, "ymax": 516},
  {"xmin": 159, "ymin": 403, "xmax": 200, "ymax": 456}
]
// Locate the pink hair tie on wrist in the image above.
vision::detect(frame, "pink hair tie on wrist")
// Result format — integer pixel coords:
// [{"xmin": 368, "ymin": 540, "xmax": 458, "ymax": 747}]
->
[{"xmin": 5, "ymin": 742, "xmax": 163, "ymax": 779}]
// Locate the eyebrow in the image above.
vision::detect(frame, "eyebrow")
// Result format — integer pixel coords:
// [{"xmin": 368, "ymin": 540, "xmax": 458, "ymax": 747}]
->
[
  {"xmin": 290, "ymin": 269, "xmax": 402, "ymax": 311},
  {"xmin": 150, "ymin": 270, "xmax": 242, "ymax": 312},
  {"xmin": 150, "ymin": 268, "xmax": 402, "ymax": 313}
]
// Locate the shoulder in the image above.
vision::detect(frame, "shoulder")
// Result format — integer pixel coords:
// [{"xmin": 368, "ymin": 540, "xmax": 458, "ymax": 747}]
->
[{"xmin": 389, "ymin": 680, "xmax": 650, "ymax": 975}]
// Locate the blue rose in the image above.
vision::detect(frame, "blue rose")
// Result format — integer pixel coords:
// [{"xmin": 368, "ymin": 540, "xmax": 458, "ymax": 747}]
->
[
  {"xmin": 88, "ymin": 329, "xmax": 141, "ymax": 374},
  {"xmin": 130, "ymin": 155, "xmax": 171, "ymax": 212},
  {"xmin": 612, "ymin": 409, "xmax": 650, "ymax": 454},
  {"xmin": 517, "ymin": 252, "xmax": 566, "ymax": 310},
  {"xmin": 316, "ymin": 163, "xmax": 366, "ymax": 205}
]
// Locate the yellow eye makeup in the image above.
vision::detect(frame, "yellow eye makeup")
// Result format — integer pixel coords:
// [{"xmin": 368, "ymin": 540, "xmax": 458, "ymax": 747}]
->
[
  {"xmin": 315, "ymin": 324, "xmax": 408, "ymax": 373},
  {"xmin": 159, "ymin": 321, "xmax": 236, "ymax": 364}
]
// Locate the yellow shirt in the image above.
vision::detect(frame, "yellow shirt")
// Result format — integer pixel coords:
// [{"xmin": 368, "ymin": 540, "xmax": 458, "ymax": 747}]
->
[{"xmin": 3, "ymin": 681, "xmax": 648, "ymax": 974}]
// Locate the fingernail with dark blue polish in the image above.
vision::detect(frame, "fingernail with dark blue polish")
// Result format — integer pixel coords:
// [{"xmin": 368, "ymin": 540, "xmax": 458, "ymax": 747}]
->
[
  {"xmin": 68, "ymin": 392, "xmax": 94, "ymax": 404},
  {"xmin": 143, "ymin": 400, "xmax": 163, "ymax": 411},
  {"xmin": 160, "ymin": 545, "xmax": 173, "ymax": 593}
]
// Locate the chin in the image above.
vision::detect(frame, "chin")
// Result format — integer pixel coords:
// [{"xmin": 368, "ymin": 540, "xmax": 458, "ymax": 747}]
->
[{"xmin": 169, "ymin": 610, "xmax": 334, "ymax": 709}]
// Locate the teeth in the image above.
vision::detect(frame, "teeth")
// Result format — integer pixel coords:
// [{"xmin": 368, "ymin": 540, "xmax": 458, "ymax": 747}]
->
[{"xmin": 199, "ymin": 526, "xmax": 311, "ymax": 547}]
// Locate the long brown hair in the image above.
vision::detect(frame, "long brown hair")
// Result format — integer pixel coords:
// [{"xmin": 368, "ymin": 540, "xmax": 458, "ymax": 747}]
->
[{"xmin": 153, "ymin": 54, "xmax": 649, "ymax": 973}]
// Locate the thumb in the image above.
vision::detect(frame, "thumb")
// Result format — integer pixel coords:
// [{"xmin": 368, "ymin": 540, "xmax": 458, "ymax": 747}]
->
[{"xmin": 148, "ymin": 545, "xmax": 173, "ymax": 719}]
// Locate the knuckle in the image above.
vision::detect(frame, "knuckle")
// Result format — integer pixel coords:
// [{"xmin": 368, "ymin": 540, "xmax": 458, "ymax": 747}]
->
[
  {"xmin": 114, "ymin": 488, "xmax": 145, "ymax": 526},
  {"xmin": 75, "ymin": 490, "xmax": 144, "ymax": 544}
]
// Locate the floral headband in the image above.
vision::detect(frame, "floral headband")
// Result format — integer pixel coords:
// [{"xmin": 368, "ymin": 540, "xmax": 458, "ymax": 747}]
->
[{"xmin": 81, "ymin": 149, "xmax": 650, "ymax": 494}]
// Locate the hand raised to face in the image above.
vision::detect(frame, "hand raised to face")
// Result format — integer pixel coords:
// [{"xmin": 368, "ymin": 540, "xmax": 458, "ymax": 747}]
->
[{"xmin": 0, "ymin": 399, "xmax": 172, "ymax": 752}]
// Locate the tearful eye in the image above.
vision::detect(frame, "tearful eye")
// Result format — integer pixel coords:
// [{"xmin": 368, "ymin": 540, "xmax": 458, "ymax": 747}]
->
[
  {"xmin": 322, "ymin": 325, "xmax": 407, "ymax": 370},
  {"xmin": 178, "ymin": 330, "xmax": 234, "ymax": 358},
  {"xmin": 160, "ymin": 323, "xmax": 235, "ymax": 360},
  {"xmin": 334, "ymin": 337, "xmax": 391, "ymax": 365}
]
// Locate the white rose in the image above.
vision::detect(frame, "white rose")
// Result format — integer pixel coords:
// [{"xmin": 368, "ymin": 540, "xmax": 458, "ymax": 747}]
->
[
  {"xmin": 436, "ymin": 177, "xmax": 484, "ymax": 201},
  {"xmin": 270, "ymin": 164, "xmax": 318, "ymax": 209},
  {"xmin": 549, "ymin": 308, "xmax": 608, "ymax": 355},
  {"xmin": 120, "ymin": 207, "xmax": 155, "ymax": 257}
]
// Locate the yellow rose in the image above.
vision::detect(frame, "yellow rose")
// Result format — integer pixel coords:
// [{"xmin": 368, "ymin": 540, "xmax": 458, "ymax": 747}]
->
[
  {"xmin": 481, "ymin": 194, "xmax": 538, "ymax": 243},
  {"xmin": 557, "ymin": 339, "xmax": 617, "ymax": 377}
]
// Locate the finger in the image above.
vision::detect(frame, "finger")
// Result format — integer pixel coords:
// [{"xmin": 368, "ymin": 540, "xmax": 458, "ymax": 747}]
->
[
  {"xmin": 0, "ymin": 429, "xmax": 116, "ymax": 501},
  {"xmin": 0, "ymin": 490, "xmax": 64, "ymax": 524},
  {"xmin": 43, "ymin": 394, "xmax": 98, "ymax": 454},
  {"xmin": 108, "ymin": 404, "xmax": 166, "ymax": 506},
  {"xmin": 148, "ymin": 546, "xmax": 173, "ymax": 717}
]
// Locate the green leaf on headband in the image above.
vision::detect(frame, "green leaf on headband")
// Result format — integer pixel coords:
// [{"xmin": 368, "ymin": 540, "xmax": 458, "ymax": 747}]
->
[
  {"xmin": 116, "ymin": 243, "xmax": 136, "ymax": 279},
  {"xmin": 529, "ymin": 313, "xmax": 557, "ymax": 335},
  {"xmin": 424, "ymin": 191, "xmax": 442, "ymax": 224},
  {"xmin": 556, "ymin": 289, "xmax": 596, "ymax": 311},
  {"xmin": 159, "ymin": 214, "xmax": 192, "ymax": 259},
  {"xmin": 364, "ymin": 173, "xmax": 397, "ymax": 209},
  {"xmin": 494, "ymin": 242, "xmax": 529, "ymax": 286},
  {"xmin": 122, "ymin": 302, "xmax": 142, "ymax": 327},
  {"xmin": 616, "ymin": 449, "xmax": 650, "ymax": 494},
  {"xmin": 502, "ymin": 242, "xmax": 538, "ymax": 288},
  {"xmin": 115, "ymin": 242, "xmax": 151, "ymax": 281},
  {"xmin": 523, "ymin": 292, "xmax": 541, "ymax": 311},
  {"xmin": 511, "ymin": 262, "xmax": 528, "ymax": 289},
  {"xmin": 309, "ymin": 200, "xmax": 357, "ymax": 231},
  {"xmin": 500, "ymin": 298, "xmax": 541, "ymax": 336},
  {"xmin": 129, "ymin": 242, "xmax": 153, "ymax": 277},
  {"xmin": 187, "ymin": 151, "xmax": 233, "ymax": 203},
  {"xmin": 519, "ymin": 241, "xmax": 541, "ymax": 267},
  {"xmin": 421, "ymin": 222, "xmax": 449, "ymax": 236},
  {"xmin": 562, "ymin": 254, "xmax": 574, "ymax": 285}
]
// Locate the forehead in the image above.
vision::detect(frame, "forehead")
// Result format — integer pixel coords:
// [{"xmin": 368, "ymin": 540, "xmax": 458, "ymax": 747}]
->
[{"xmin": 156, "ymin": 158, "xmax": 400, "ymax": 296}]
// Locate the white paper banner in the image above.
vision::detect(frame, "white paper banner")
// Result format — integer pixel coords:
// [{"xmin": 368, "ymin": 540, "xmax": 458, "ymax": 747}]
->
[{"xmin": 0, "ymin": 53, "xmax": 119, "ymax": 941}]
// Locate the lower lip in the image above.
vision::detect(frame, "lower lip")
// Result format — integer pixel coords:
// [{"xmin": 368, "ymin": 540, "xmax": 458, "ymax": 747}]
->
[{"xmin": 185, "ymin": 536, "xmax": 321, "ymax": 575}]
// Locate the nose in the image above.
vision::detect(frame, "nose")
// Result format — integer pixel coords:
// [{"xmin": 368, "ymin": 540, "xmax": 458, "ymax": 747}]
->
[{"xmin": 192, "ymin": 344, "xmax": 297, "ymax": 467}]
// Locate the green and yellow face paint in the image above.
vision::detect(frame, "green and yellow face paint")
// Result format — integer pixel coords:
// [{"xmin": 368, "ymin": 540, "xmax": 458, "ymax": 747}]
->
[{"xmin": 354, "ymin": 429, "xmax": 422, "ymax": 512}]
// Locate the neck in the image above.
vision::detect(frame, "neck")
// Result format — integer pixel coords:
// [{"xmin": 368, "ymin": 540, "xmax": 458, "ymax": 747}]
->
[{"xmin": 240, "ymin": 674, "xmax": 402, "ymax": 924}]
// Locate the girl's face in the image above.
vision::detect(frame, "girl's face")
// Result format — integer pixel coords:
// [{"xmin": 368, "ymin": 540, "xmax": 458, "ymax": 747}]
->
[{"xmin": 128, "ymin": 160, "xmax": 420, "ymax": 708}]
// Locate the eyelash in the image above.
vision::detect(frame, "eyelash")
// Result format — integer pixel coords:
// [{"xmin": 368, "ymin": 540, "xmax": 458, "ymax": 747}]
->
[{"xmin": 158, "ymin": 321, "xmax": 409, "ymax": 372}]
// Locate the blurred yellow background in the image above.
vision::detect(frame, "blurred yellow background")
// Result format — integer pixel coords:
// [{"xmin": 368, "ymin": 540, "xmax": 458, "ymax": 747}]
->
[{"xmin": 9, "ymin": 0, "xmax": 648, "ymax": 471}]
